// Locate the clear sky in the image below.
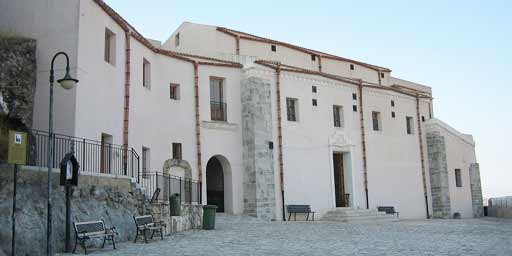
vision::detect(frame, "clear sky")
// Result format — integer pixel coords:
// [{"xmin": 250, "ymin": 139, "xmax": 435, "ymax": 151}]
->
[{"xmin": 105, "ymin": 0, "xmax": 511, "ymax": 199}]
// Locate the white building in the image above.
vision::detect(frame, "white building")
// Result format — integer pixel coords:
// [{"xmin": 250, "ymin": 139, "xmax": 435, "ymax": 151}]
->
[{"xmin": 0, "ymin": 0, "xmax": 483, "ymax": 220}]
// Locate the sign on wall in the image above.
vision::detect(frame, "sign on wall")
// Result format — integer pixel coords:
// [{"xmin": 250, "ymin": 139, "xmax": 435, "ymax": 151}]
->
[{"xmin": 8, "ymin": 130, "xmax": 27, "ymax": 165}]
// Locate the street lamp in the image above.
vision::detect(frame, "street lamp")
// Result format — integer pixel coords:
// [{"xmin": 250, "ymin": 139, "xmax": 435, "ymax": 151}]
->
[{"xmin": 47, "ymin": 52, "xmax": 78, "ymax": 255}]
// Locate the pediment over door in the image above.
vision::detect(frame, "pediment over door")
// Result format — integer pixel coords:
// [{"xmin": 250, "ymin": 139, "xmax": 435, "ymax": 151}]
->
[{"xmin": 328, "ymin": 131, "xmax": 355, "ymax": 148}]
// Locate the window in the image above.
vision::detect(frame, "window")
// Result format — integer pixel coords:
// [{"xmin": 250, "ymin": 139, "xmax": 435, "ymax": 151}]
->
[
  {"xmin": 175, "ymin": 33, "xmax": 180, "ymax": 47},
  {"xmin": 312, "ymin": 86, "xmax": 317, "ymax": 93},
  {"xmin": 372, "ymin": 111, "xmax": 381, "ymax": 131},
  {"xmin": 286, "ymin": 98, "xmax": 298, "ymax": 122},
  {"xmin": 271, "ymin": 44, "xmax": 276, "ymax": 52},
  {"xmin": 350, "ymin": 64, "xmax": 355, "ymax": 70},
  {"xmin": 142, "ymin": 147, "xmax": 150, "ymax": 175},
  {"xmin": 104, "ymin": 28, "xmax": 116, "ymax": 65},
  {"xmin": 392, "ymin": 111, "xmax": 396, "ymax": 118},
  {"xmin": 352, "ymin": 93, "xmax": 357, "ymax": 100},
  {"xmin": 353, "ymin": 105, "xmax": 357, "ymax": 112},
  {"xmin": 312, "ymin": 99, "xmax": 317, "ymax": 106},
  {"xmin": 406, "ymin": 116, "xmax": 414, "ymax": 134},
  {"xmin": 455, "ymin": 169, "xmax": 462, "ymax": 187},
  {"xmin": 333, "ymin": 105, "xmax": 344, "ymax": 127},
  {"xmin": 210, "ymin": 77, "xmax": 226, "ymax": 121},
  {"xmin": 381, "ymin": 73, "xmax": 385, "ymax": 78},
  {"xmin": 143, "ymin": 58, "xmax": 151, "ymax": 88},
  {"xmin": 170, "ymin": 83, "xmax": 180, "ymax": 100},
  {"xmin": 422, "ymin": 116, "xmax": 426, "ymax": 122},
  {"xmin": 391, "ymin": 100, "xmax": 395, "ymax": 107},
  {"xmin": 172, "ymin": 143, "xmax": 182, "ymax": 160},
  {"xmin": 311, "ymin": 54, "xmax": 316, "ymax": 61}
]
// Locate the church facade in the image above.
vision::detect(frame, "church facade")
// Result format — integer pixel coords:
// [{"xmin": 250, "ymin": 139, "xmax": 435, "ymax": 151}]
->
[{"xmin": 0, "ymin": 0, "xmax": 483, "ymax": 219}]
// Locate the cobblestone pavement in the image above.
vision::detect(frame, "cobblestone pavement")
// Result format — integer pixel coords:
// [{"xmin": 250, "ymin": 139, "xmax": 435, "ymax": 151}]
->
[{"xmin": 61, "ymin": 215, "xmax": 512, "ymax": 256}]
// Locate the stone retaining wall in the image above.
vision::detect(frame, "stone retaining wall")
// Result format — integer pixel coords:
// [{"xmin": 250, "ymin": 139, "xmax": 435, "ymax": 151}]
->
[{"xmin": 0, "ymin": 164, "xmax": 202, "ymax": 255}]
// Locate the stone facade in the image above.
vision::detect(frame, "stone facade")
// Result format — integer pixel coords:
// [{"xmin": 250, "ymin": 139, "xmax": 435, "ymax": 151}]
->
[
  {"xmin": 426, "ymin": 131, "xmax": 451, "ymax": 218},
  {"xmin": 469, "ymin": 163, "xmax": 484, "ymax": 217},
  {"xmin": 0, "ymin": 164, "xmax": 202, "ymax": 255},
  {"xmin": 241, "ymin": 76, "xmax": 276, "ymax": 220}
]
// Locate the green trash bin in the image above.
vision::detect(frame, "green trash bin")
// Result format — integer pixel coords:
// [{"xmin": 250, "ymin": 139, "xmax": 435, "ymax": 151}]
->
[
  {"xmin": 170, "ymin": 193, "xmax": 181, "ymax": 216},
  {"xmin": 202, "ymin": 205, "xmax": 218, "ymax": 230}
]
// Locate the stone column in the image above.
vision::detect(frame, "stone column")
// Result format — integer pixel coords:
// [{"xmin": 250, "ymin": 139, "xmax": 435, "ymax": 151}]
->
[
  {"xmin": 241, "ymin": 76, "xmax": 276, "ymax": 220},
  {"xmin": 427, "ymin": 131, "xmax": 451, "ymax": 218},
  {"xmin": 469, "ymin": 163, "xmax": 484, "ymax": 217}
]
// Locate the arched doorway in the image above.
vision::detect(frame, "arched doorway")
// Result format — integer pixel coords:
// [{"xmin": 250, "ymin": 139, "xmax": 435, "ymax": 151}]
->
[{"xmin": 206, "ymin": 155, "xmax": 232, "ymax": 213}]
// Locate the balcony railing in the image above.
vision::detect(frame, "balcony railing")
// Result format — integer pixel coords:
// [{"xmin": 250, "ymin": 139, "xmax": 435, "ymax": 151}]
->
[
  {"xmin": 140, "ymin": 172, "xmax": 201, "ymax": 204},
  {"xmin": 27, "ymin": 129, "xmax": 140, "ymax": 182},
  {"xmin": 210, "ymin": 101, "xmax": 227, "ymax": 122}
]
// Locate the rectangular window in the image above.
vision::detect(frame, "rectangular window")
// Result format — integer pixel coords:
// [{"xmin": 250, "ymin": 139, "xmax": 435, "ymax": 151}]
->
[
  {"xmin": 210, "ymin": 77, "xmax": 226, "ymax": 121},
  {"xmin": 172, "ymin": 143, "xmax": 182, "ymax": 160},
  {"xmin": 104, "ymin": 28, "xmax": 116, "ymax": 65},
  {"xmin": 455, "ymin": 169, "xmax": 462, "ymax": 187},
  {"xmin": 372, "ymin": 111, "xmax": 381, "ymax": 131},
  {"xmin": 312, "ymin": 99, "xmax": 317, "ymax": 106},
  {"xmin": 381, "ymin": 73, "xmax": 385, "ymax": 78},
  {"xmin": 175, "ymin": 33, "xmax": 180, "ymax": 47},
  {"xmin": 170, "ymin": 83, "xmax": 180, "ymax": 100},
  {"xmin": 352, "ymin": 93, "xmax": 357, "ymax": 100},
  {"xmin": 333, "ymin": 105, "xmax": 344, "ymax": 127},
  {"xmin": 392, "ymin": 111, "xmax": 396, "ymax": 118},
  {"xmin": 406, "ymin": 116, "xmax": 414, "ymax": 134},
  {"xmin": 271, "ymin": 44, "xmax": 276, "ymax": 52},
  {"xmin": 350, "ymin": 64, "xmax": 355, "ymax": 70},
  {"xmin": 286, "ymin": 98, "xmax": 298, "ymax": 122},
  {"xmin": 422, "ymin": 116, "xmax": 426, "ymax": 122},
  {"xmin": 143, "ymin": 58, "xmax": 151, "ymax": 88},
  {"xmin": 312, "ymin": 86, "xmax": 317, "ymax": 93},
  {"xmin": 353, "ymin": 105, "xmax": 357, "ymax": 112},
  {"xmin": 142, "ymin": 146, "xmax": 150, "ymax": 175},
  {"xmin": 311, "ymin": 54, "xmax": 316, "ymax": 61},
  {"xmin": 391, "ymin": 100, "xmax": 395, "ymax": 107}
]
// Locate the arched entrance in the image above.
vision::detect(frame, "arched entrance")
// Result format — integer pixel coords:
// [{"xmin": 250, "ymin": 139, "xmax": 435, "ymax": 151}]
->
[{"xmin": 206, "ymin": 155, "xmax": 232, "ymax": 213}]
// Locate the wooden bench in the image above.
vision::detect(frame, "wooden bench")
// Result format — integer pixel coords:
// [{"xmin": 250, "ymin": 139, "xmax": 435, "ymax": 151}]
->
[
  {"xmin": 133, "ymin": 215, "xmax": 164, "ymax": 243},
  {"xmin": 73, "ymin": 220, "xmax": 117, "ymax": 254},
  {"xmin": 286, "ymin": 205, "xmax": 315, "ymax": 221},
  {"xmin": 377, "ymin": 206, "xmax": 399, "ymax": 218}
]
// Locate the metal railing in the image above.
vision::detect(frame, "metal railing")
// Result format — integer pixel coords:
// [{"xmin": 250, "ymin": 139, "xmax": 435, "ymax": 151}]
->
[
  {"xmin": 27, "ymin": 129, "xmax": 140, "ymax": 181},
  {"xmin": 210, "ymin": 101, "xmax": 227, "ymax": 122},
  {"xmin": 139, "ymin": 172, "xmax": 201, "ymax": 204}
]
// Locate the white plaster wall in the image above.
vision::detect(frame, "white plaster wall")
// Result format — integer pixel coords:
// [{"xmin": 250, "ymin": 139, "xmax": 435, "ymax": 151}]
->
[
  {"xmin": 321, "ymin": 58, "xmax": 382, "ymax": 85},
  {"xmin": 0, "ymin": 0, "xmax": 80, "ymax": 135}
]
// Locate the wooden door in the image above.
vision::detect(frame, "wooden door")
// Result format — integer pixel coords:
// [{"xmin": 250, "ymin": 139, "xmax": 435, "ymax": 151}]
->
[{"xmin": 333, "ymin": 153, "xmax": 345, "ymax": 207}]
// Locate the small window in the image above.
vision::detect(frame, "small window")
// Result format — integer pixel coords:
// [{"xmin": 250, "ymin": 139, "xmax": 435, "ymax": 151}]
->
[
  {"xmin": 381, "ymin": 73, "xmax": 385, "ymax": 78},
  {"xmin": 350, "ymin": 64, "xmax": 355, "ymax": 70},
  {"xmin": 175, "ymin": 33, "xmax": 180, "ymax": 47},
  {"xmin": 333, "ymin": 105, "xmax": 344, "ymax": 127},
  {"xmin": 271, "ymin": 44, "xmax": 276, "ymax": 52},
  {"xmin": 170, "ymin": 83, "xmax": 180, "ymax": 100},
  {"xmin": 311, "ymin": 54, "xmax": 316, "ymax": 61},
  {"xmin": 142, "ymin": 146, "xmax": 150, "ymax": 175},
  {"xmin": 372, "ymin": 111, "xmax": 381, "ymax": 131},
  {"xmin": 391, "ymin": 100, "xmax": 395, "ymax": 107},
  {"xmin": 353, "ymin": 105, "xmax": 357, "ymax": 112},
  {"xmin": 104, "ymin": 28, "xmax": 116, "ymax": 65},
  {"xmin": 312, "ymin": 86, "xmax": 317, "ymax": 93},
  {"xmin": 392, "ymin": 111, "xmax": 396, "ymax": 118},
  {"xmin": 406, "ymin": 116, "xmax": 414, "ymax": 134},
  {"xmin": 143, "ymin": 58, "xmax": 151, "ymax": 89},
  {"xmin": 286, "ymin": 98, "xmax": 298, "ymax": 122},
  {"xmin": 352, "ymin": 93, "xmax": 357, "ymax": 100},
  {"xmin": 210, "ymin": 77, "xmax": 226, "ymax": 121},
  {"xmin": 455, "ymin": 169, "xmax": 462, "ymax": 187},
  {"xmin": 312, "ymin": 99, "xmax": 318, "ymax": 106},
  {"xmin": 422, "ymin": 116, "xmax": 426, "ymax": 122},
  {"xmin": 172, "ymin": 143, "xmax": 182, "ymax": 160}
]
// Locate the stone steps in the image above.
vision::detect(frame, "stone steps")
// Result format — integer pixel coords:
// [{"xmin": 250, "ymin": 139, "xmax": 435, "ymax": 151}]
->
[{"xmin": 320, "ymin": 208, "xmax": 397, "ymax": 223}]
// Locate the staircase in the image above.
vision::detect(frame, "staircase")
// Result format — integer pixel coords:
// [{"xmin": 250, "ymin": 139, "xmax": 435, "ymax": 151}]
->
[{"xmin": 320, "ymin": 208, "xmax": 397, "ymax": 223}]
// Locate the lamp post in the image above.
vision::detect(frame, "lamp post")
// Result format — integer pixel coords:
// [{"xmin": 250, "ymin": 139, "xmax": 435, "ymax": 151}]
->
[{"xmin": 47, "ymin": 52, "xmax": 78, "ymax": 256}]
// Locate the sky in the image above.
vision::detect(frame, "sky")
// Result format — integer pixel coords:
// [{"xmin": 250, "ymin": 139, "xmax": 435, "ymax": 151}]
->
[{"xmin": 104, "ymin": 0, "xmax": 511, "ymax": 199}]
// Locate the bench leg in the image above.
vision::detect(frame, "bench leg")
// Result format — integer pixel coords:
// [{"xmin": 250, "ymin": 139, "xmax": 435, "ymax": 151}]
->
[
  {"xmin": 151, "ymin": 230, "xmax": 155, "ymax": 240},
  {"xmin": 294, "ymin": 213, "xmax": 297, "ymax": 221},
  {"xmin": 134, "ymin": 230, "xmax": 139, "ymax": 243},
  {"xmin": 306, "ymin": 212, "xmax": 309, "ymax": 221},
  {"xmin": 312, "ymin": 213, "xmax": 315, "ymax": 221},
  {"xmin": 81, "ymin": 239, "xmax": 88, "ymax": 255},
  {"xmin": 288, "ymin": 213, "xmax": 291, "ymax": 221},
  {"xmin": 111, "ymin": 235, "xmax": 116, "ymax": 250},
  {"xmin": 144, "ymin": 229, "xmax": 148, "ymax": 243},
  {"xmin": 102, "ymin": 236, "xmax": 106, "ymax": 248},
  {"xmin": 160, "ymin": 228, "xmax": 164, "ymax": 240},
  {"xmin": 73, "ymin": 236, "xmax": 78, "ymax": 254}
]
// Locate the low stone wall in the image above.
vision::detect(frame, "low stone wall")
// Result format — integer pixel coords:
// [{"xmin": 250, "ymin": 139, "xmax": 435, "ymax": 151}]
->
[
  {"xmin": 488, "ymin": 196, "xmax": 512, "ymax": 218},
  {"xmin": 0, "ymin": 164, "xmax": 202, "ymax": 255}
]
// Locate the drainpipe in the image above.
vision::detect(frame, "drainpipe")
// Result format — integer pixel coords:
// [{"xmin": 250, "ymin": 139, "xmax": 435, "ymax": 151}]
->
[
  {"xmin": 193, "ymin": 61, "xmax": 203, "ymax": 192},
  {"xmin": 235, "ymin": 35, "xmax": 240, "ymax": 55},
  {"xmin": 377, "ymin": 70, "xmax": 382, "ymax": 86},
  {"xmin": 122, "ymin": 31, "xmax": 131, "ymax": 175},
  {"xmin": 276, "ymin": 64, "xmax": 286, "ymax": 220},
  {"xmin": 416, "ymin": 95, "xmax": 429, "ymax": 218},
  {"xmin": 358, "ymin": 80, "xmax": 369, "ymax": 209},
  {"xmin": 318, "ymin": 55, "xmax": 322, "ymax": 72}
]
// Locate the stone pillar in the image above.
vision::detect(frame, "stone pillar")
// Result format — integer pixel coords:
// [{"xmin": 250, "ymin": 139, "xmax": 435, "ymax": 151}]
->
[
  {"xmin": 427, "ymin": 131, "xmax": 451, "ymax": 218},
  {"xmin": 241, "ymin": 76, "xmax": 276, "ymax": 220},
  {"xmin": 469, "ymin": 163, "xmax": 484, "ymax": 217}
]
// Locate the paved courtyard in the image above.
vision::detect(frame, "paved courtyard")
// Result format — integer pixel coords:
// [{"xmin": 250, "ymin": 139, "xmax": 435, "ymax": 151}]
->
[{"xmin": 63, "ymin": 215, "xmax": 512, "ymax": 256}]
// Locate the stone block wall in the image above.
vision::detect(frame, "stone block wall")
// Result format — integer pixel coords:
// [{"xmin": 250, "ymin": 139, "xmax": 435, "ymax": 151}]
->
[
  {"xmin": 426, "ymin": 131, "xmax": 451, "ymax": 218},
  {"xmin": 469, "ymin": 163, "xmax": 484, "ymax": 217},
  {"xmin": 146, "ymin": 202, "xmax": 202, "ymax": 235},
  {"xmin": 241, "ymin": 76, "xmax": 276, "ymax": 220}
]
